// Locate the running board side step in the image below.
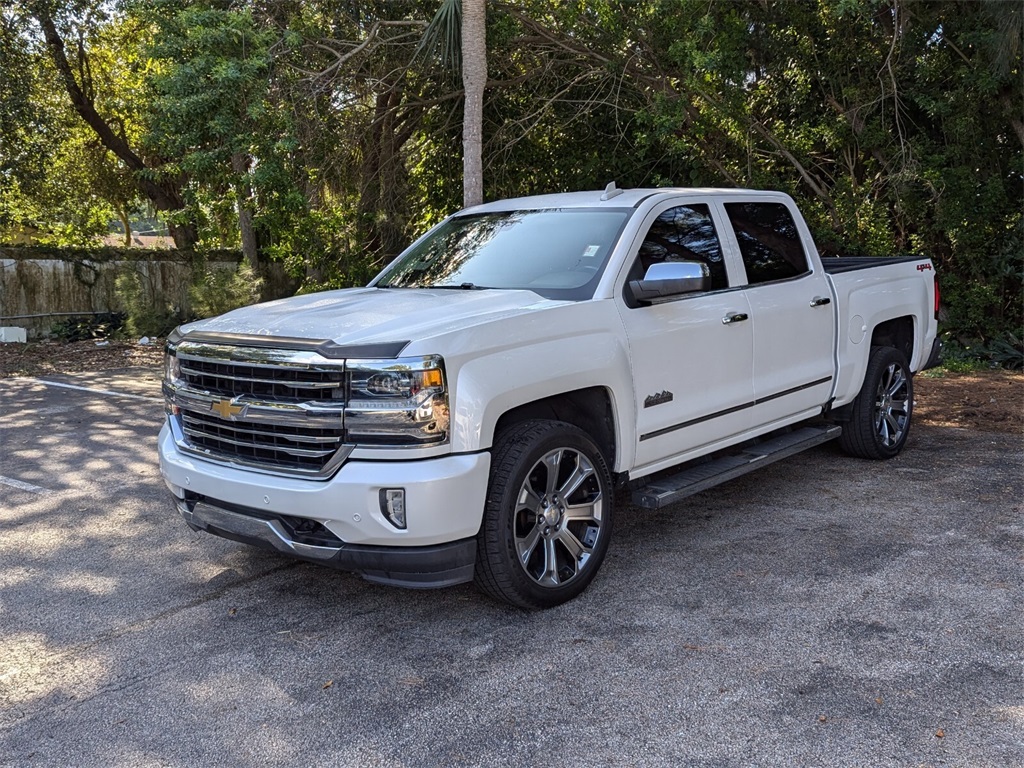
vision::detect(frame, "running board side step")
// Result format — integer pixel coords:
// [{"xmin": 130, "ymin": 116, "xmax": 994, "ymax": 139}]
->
[{"xmin": 631, "ymin": 425, "xmax": 842, "ymax": 510}]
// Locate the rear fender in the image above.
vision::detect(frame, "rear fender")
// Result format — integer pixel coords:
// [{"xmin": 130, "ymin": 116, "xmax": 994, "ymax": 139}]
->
[{"xmin": 833, "ymin": 273, "xmax": 935, "ymax": 406}]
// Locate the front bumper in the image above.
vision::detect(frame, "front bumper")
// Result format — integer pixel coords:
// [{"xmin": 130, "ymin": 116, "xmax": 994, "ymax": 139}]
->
[
  {"xmin": 176, "ymin": 496, "xmax": 476, "ymax": 587},
  {"xmin": 158, "ymin": 422, "xmax": 490, "ymax": 587}
]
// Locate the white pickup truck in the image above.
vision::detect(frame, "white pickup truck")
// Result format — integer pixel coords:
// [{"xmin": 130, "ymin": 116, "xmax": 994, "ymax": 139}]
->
[{"xmin": 158, "ymin": 186, "xmax": 940, "ymax": 608}]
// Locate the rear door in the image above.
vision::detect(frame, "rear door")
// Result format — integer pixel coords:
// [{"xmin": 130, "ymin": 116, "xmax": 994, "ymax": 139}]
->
[
  {"xmin": 616, "ymin": 200, "xmax": 754, "ymax": 472},
  {"xmin": 718, "ymin": 199, "xmax": 836, "ymax": 426}
]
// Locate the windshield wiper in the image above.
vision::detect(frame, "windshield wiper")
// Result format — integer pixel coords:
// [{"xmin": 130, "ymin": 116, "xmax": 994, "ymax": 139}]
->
[{"xmin": 432, "ymin": 282, "xmax": 486, "ymax": 290}]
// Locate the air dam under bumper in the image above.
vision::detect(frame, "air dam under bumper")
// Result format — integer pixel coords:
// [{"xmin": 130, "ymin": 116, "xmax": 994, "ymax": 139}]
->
[
  {"xmin": 158, "ymin": 422, "xmax": 490, "ymax": 587},
  {"xmin": 177, "ymin": 497, "xmax": 476, "ymax": 588}
]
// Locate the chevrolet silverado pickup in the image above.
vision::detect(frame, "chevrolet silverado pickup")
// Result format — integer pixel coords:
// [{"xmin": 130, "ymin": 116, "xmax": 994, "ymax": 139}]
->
[{"xmin": 158, "ymin": 186, "xmax": 941, "ymax": 608}]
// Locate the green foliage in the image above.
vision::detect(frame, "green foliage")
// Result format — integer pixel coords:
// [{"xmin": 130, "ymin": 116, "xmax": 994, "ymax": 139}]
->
[
  {"xmin": 4, "ymin": 0, "xmax": 1021, "ymax": 364},
  {"xmin": 608, "ymin": 0, "xmax": 1022, "ymax": 362},
  {"xmin": 188, "ymin": 262, "xmax": 263, "ymax": 319},
  {"xmin": 940, "ymin": 330, "xmax": 1024, "ymax": 371},
  {"xmin": 142, "ymin": 4, "xmax": 275, "ymax": 168},
  {"xmin": 416, "ymin": 0, "xmax": 462, "ymax": 73},
  {"xmin": 138, "ymin": 2, "xmax": 277, "ymax": 252},
  {"xmin": 114, "ymin": 269, "xmax": 178, "ymax": 337},
  {"xmin": 50, "ymin": 313, "xmax": 126, "ymax": 342},
  {"xmin": 989, "ymin": 333, "xmax": 1024, "ymax": 370},
  {"xmin": 0, "ymin": 6, "xmax": 146, "ymax": 246}
]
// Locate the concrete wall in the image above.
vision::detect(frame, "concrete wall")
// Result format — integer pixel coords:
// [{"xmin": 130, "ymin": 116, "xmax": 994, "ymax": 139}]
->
[{"xmin": 0, "ymin": 247, "xmax": 296, "ymax": 337}]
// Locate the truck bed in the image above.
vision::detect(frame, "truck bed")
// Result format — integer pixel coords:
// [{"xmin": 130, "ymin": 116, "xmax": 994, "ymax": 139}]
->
[{"xmin": 820, "ymin": 255, "xmax": 925, "ymax": 274}]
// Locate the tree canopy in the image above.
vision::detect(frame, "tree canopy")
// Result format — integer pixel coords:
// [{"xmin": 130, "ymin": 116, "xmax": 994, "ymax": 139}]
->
[{"xmin": 1, "ymin": 0, "xmax": 1020, "ymax": 362}]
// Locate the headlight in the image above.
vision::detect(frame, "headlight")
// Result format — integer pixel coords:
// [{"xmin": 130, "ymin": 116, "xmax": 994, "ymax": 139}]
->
[
  {"xmin": 163, "ymin": 333, "xmax": 183, "ymax": 416},
  {"xmin": 364, "ymin": 369, "xmax": 442, "ymax": 397},
  {"xmin": 345, "ymin": 356, "xmax": 449, "ymax": 447},
  {"xmin": 164, "ymin": 328, "xmax": 183, "ymax": 384},
  {"xmin": 164, "ymin": 349, "xmax": 181, "ymax": 384}
]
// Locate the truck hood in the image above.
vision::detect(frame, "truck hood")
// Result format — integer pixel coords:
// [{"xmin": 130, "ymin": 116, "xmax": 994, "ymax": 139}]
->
[{"xmin": 178, "ymin": 287, "xmax": 566, "ymax": 350}]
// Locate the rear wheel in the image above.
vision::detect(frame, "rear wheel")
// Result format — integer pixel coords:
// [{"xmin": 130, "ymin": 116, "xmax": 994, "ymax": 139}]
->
[
  {"xmin": 474, "ymin": 420, "xmax": 614, "ymax": 609},
  {"xmin": 839, "ymin": 345, "xmax": 914, "ymax": 460}
]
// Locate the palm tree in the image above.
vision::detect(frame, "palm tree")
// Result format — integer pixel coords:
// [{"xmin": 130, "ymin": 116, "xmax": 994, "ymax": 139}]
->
[
  {"xmin": 420, "ymin": 0, "xmax": 487, "ymax": 207},
  {"xmin": 461, "ymin": 0, "xmax": 485, "ymax": 207}
]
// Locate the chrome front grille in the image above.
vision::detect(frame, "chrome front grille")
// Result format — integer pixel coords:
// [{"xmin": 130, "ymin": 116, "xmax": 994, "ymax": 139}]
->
[
  {"xmin": 166, "ymin": 341, "xmax": 350, "ymax": 477},
  {"xmin": 180, "ymin": 358, "xmax": 345, "ymax": 402},
  {"xmin": 180, "ymin": 410, "xmax": 345, "ymax": 473}
]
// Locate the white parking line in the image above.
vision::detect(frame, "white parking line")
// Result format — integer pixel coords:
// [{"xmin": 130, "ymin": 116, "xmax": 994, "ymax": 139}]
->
[
  {"xmin": 0, "ymin": 475, "xmax": 51, "ymax": 494},
  {"xmin": 23, "ymin": 378, "xmax": 163, "ymax": 403}
]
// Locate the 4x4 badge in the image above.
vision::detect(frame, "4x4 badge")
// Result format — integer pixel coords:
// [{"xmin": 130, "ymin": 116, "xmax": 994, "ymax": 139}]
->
[{"xmin": 210, "ymin": 399, "xmax": 245, "ymax": 419}]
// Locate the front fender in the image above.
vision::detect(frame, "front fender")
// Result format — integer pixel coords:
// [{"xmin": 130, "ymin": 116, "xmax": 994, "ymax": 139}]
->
[{"xmin": 450, "ymin": 332, "xmax": 635, "ymax": 471}]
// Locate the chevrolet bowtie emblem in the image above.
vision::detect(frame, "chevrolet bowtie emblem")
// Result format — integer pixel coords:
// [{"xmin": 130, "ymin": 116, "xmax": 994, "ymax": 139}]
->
[{"xmin": 210, "ymin": 399, "xmax": 245, "ymax": 419}]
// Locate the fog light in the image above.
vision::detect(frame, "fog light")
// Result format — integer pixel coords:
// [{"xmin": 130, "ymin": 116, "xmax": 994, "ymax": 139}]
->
[{"xmin": 379, "ymin": 488, "xmax": 407, "ymax": 529}]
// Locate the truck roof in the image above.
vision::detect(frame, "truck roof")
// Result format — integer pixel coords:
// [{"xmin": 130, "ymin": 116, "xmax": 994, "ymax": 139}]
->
[{"xmin": 464, "ymin": 185, "xmax": 778, "ymax": 214}]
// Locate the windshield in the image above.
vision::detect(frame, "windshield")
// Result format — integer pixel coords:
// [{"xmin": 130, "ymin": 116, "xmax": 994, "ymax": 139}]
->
[{"xmin": 373, "ymin": 208, "xmax": 631, "ymax": 300}]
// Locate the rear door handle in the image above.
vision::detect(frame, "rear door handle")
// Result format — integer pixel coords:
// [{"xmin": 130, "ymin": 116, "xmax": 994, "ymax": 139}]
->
[
  {"xmin": 722, "ymin": 312, "xmax": 749, "ymax": 325},
  {"xmin": 810, "ymin": 296, "xmax": 831, "ymax": 307}
]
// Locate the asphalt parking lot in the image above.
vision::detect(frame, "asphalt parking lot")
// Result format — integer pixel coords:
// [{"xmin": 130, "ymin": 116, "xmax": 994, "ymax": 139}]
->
[{"xmin": 1, "ymin": 368, "xmax": 1021, "ymax": 767}]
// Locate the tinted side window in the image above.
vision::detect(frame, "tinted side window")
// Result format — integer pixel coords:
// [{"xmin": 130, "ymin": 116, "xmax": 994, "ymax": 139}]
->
[
  {"xmin": 631, "ymin": 204, "xmax": 728, "ymax": 290},
  {"xmin": 724, "ymin": 202, "xmax": 809, "ymax": 285}
]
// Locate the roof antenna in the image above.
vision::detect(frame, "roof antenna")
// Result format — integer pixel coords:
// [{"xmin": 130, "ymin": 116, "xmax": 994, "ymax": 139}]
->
[{"xmin": 600, "ymin": 181, "xmax": 623, "ymax": 201}]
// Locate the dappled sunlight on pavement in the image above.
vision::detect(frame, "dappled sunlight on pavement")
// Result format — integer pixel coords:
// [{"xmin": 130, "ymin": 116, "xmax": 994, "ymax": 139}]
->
[
  {"xmin": 0, "ymin": 370, "xmax": 1021, "ymax": 766},
  {"xmin": 0, "ymin": 632, "xmax": 109, "ymax": 724}
]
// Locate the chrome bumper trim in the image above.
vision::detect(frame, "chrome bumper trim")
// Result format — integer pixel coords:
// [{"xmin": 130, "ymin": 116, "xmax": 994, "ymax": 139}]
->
[
  {"xmin": 175, "ymin": 496, "xmax": 478, "ymax": 588},
  {"xmin": 177, "ymin": 499, "xmax": 341, "ymax": 561}
]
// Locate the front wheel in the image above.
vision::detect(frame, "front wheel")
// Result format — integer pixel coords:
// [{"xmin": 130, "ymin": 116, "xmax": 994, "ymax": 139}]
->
[
  {"xmin": 839, "ymin": 346, "xmax": 914, "ymax": 460},
  {"xmin": 474, "ymin": 420, "xmax": 614, "ymax": 609}
]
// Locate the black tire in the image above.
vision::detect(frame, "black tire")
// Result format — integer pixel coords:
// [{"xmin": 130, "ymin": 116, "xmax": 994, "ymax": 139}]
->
[
  {"xmin": 474, "ymin": 420, "xmax": 614, "ymax": 609},
  {"xmin": 839, "ymin": 345, "xmax": 914, "ymax": 460}
]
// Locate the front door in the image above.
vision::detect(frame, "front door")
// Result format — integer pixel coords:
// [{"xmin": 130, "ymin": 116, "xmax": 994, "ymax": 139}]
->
[{"xmin": 616, "ymin": 201, "xmax": 755, "ymax": 473}]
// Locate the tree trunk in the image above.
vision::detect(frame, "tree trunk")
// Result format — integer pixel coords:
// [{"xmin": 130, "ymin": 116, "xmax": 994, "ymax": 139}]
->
[
  {"xmin": 167, "ymin": 221, "xmax": 199, "ymax": 252},
  {"xmin": 461, "ymin": 0, "xmax": 486, "ymax": 208},
  {"xmin": 119, "ymin": 207, "xmax": 132, "ymax": 247},
  {"xmin": 33, "ymin": 8, "xmax": 198, "ymax": 250},
  {"xmin": 231, "ymin": 152, "xmax": 260, "ymax": 274},
  {"xmin": 357, "ymin": 92, "xmax": 391, "ymax": 259}
]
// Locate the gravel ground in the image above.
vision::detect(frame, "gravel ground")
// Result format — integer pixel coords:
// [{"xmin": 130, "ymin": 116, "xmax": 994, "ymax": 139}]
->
[{"xmin": 0, "ymin": 363, "xmax": 1021, "ymax": 767}]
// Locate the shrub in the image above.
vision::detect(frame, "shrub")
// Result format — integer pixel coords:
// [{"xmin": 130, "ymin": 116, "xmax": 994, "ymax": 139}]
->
[
  {"xmin": 50, "ymin": 312, "xmax": 125, "ymax": 341},
  {"xmin": 114, "ymin": 270, "xmax": 178, "ymax": 337},
  {"xmin": 189, "ymin": 262, "xmax": 263, "ymax": 319}
]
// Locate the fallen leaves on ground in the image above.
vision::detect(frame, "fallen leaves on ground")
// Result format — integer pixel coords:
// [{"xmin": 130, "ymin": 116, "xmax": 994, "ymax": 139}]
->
[{"xmin": 915, "ymin": 371, "xmax": 1023, "ymax": 434}]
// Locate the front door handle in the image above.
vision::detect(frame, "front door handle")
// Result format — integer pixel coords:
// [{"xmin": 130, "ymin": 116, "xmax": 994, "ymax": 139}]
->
[
  {"xmin": 810, "ymin": 296, "xmax": 832, "ymax": 307},
  {"xmin": 722, "ymin": 312, "xmax": 749, "ymax": 325}
]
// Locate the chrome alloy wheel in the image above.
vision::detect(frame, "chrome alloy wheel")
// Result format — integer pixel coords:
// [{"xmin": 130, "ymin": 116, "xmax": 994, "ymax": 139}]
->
[
  {"xmin": 873, "ymin": 361, "xmax": 911, "ymax": 448},
  {"xmin": 513, "ymin": 447, "xmax": 604, "ymax": 587}
]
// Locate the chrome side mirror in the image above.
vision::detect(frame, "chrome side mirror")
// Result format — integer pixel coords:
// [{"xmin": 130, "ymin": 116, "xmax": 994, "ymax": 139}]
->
[{"xmin": 628, "ymin": 261, "xmax": 710, "ymax": 303}]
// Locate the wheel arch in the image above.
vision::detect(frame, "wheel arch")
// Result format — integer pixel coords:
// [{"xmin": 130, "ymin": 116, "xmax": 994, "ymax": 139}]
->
[
  {"xmin": 493, "ymin": 387, "xmax": 618, "ymax": 470},
  {"xmin": 870, "ymin": 316, "xmax": 916, "ymax": 364},
  {"xmin": 833, "ymin": 312, "xmax": 920, "ymax": 412},
  {"xmin": 831, "ymin": 326, "xmax": 914, "ymax": 424}
]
